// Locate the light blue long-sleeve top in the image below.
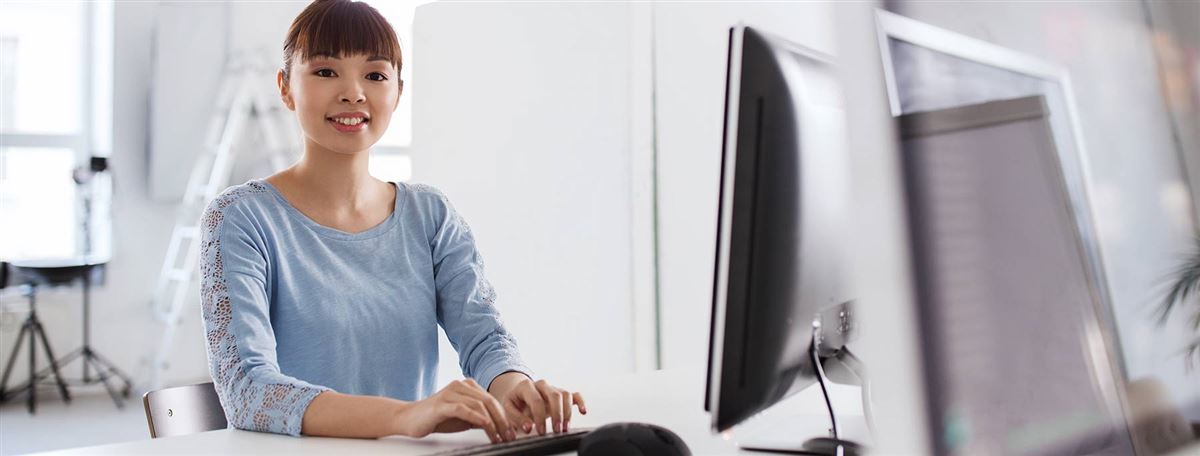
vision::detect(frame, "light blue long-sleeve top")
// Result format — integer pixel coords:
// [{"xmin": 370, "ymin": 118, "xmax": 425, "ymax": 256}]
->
[{"xmin": 198, "ymin": 179, "xmax": 532, "ymax": 436}]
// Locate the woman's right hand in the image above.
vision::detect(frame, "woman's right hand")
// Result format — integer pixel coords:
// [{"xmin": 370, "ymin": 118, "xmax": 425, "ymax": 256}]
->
[{"xmin": 396, "ymin": 378, "xmax": 521, "ymax": 443}]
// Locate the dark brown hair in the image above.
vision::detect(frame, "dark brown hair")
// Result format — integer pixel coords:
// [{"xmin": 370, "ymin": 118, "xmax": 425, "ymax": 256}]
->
[{"xmin": 281, "ymin": 0, "xmax": 403, "ymax": 86}]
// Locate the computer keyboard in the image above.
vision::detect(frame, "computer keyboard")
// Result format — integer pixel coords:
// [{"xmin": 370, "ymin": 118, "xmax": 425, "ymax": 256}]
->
[{"xmin": 429, "ymin": 428, "xmax": 592, "ymax": 456}]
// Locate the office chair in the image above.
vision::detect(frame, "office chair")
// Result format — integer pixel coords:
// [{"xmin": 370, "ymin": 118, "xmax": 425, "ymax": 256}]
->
[{"xmin": 142, "ymin": 381, "xmax": 228, "ymax": 438}]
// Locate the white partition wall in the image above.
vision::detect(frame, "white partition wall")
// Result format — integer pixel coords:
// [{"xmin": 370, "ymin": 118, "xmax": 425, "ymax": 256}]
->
[{"xmin": 410, "ymin": 3, "xmax": 648, "ymax": 386}]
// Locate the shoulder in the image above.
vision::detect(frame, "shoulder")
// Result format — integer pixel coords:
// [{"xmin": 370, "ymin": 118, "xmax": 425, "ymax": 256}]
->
[
  {"xmin": 404, "ymin": 181, "xmax": 449, "ymax": 202},
  {"xmin": 398, "ymin": 182, "xmax": 478, "ymax": 239},
  {"xmin": 400, "ymin": 181, "xmax": 456, "ymax": 217},
  {"xmin": 201, "ymin": 180, "xmax": 275, "ymax": 236}
]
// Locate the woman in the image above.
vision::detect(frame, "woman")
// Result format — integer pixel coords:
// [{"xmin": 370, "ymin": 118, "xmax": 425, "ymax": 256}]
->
[{"xmin": 199, "ymin": 0, "xmax": 585, "ymax": 443}]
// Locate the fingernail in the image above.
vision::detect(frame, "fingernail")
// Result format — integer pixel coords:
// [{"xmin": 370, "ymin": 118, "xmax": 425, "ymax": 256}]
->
[
  {"xmin": 507, "ymin": 430, "xmax": 515, "ymax": 440},
  {"xmin": 523, "ymin": 422, "xmax": 532, "ymax": 432},
  {"xmin": 564, "ymin": 421, "xmax": 570, "ymax": 432}
]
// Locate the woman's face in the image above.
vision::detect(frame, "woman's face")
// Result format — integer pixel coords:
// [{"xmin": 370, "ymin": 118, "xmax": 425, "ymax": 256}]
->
[{"xmin": 278, "ymin": 52, "xmax": 402, "ymax": 156}]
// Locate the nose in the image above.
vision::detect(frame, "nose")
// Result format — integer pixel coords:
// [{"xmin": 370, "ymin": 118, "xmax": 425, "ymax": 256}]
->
[{"xmin": 340, "ymin": 81, "xmax": 365, "ymax": 104}]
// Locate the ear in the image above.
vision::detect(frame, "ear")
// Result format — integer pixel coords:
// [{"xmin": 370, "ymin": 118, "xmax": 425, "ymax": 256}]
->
[
  {"xmin": 277, "ymin": 69, "xmax": 295, "ymax": 111},
  {"xmin": 393, "ymin": 80, "xmax": 404, "ymax": 112}
]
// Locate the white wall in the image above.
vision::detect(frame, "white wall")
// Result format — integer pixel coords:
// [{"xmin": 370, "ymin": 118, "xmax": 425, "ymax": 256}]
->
[
  {"xmin": 411, "ymin": 2, "xmax": 647, "ymax": 387},
  {"xmin": 892, "ymin": 1, "xmax": 1200, "ymax": 420},
  {"xmin": 146, "ymin": 2, "xmax": 228, "ymax": 202}
]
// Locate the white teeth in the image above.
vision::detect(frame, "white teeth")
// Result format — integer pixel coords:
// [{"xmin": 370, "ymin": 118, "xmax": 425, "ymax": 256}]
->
[{"xmin": 332, "ymin": 117, "xmax": 364, "ymax": 126}]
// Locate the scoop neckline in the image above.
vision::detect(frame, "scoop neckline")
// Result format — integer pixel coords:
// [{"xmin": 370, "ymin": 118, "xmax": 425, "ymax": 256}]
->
[{"xmin": 258, "ymin": 178, "xmax": 404, "ymax": 241}]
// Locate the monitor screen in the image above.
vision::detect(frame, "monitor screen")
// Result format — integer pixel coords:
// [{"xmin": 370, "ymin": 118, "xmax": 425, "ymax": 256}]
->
[{"xmin": 899, "ymin": 96, "xmax": 1136, "ymax": 456}]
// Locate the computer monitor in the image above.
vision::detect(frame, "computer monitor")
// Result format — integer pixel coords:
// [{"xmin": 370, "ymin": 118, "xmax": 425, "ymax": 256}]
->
[
  {"xmin": 898, "ymin": 96, "xmax": 1139, "ymax": 455},
  {"xmin": 704, "ymin": 24, "xmax": 858, "ymax": 453}
]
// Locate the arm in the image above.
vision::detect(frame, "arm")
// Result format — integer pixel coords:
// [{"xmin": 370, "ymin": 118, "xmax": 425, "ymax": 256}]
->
[
  {"xmin": 427, "ymin": 191, "xmax": 534, "ymax": 392},
  {"xmin": 300, "ymin": 391, "xmax": 411, "ymax": 438},
  {"xmin": 198, "ymin": 200, "xmax": 329, "ymax": 436},
  {"xmin": 486, "ymin": 371, "xmax": 532, "ymax": 397},
  {"xmin": 421, "ymin": 189, "xmax": 586, "ymax": 437}
]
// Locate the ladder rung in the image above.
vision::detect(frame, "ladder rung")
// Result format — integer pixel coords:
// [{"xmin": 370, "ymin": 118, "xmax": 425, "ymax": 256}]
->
[
  {"xmin": 178, "ymin": 227, "xmax": 200, "ymax": 239},
  {"xmin": 167, "ymin": 269, "xmax": 192, "ymax": 281}
]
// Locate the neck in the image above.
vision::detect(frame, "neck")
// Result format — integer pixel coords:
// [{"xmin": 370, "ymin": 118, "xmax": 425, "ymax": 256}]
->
[{"xmin": 288, "ymin": 139, "xmax": 379, "ymax": 209}]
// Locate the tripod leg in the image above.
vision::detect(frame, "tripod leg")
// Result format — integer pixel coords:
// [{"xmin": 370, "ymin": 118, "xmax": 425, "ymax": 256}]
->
[
  {"xmin": 86, "ymin": 357, "xmax": 124, "ymax": 409},
  {"xmin": 46, "ymin": 347, "xmax": 83, "ymax": 380},
  {"xmin": 33, "ymin": 319, "xmax": 72, "ymax": 403},
  {"xmin": 83, "ymin": 271, "xmax": 90, "ymax": 383},
  {"xmin": 29, "ymin": 314, "xmax": 35, "ymax": 413},
  {"xmin": 0, "ymin": 321, "xmax": 31, "ymax": 401},
  {"xmin": 87, "ymin": 349, "xmax": 133, "ymax": 397}
]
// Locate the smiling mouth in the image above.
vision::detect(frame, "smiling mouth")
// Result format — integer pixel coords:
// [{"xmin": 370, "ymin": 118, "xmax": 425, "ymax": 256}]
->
[{"xmin": 327, "ymin": 117, "xmax": 369, "ymax": 126}]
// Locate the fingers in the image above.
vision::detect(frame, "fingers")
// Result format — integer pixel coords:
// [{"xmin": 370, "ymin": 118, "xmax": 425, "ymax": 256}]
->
[
  {"xmin": 449, "ymin": 379, "xmax": 515, "ymax": 442},
  {"xmin": 503, "ymin": 401, "xmax": 534, "ymax": 434},
  {"xmin": 470, "ymin": 379, "xmax": 517, "ymax": 440},
  {"xmin": 573, "ymin": 391, "xmax": 588, "ymax": 415},
  {"xmin": 520, "ymin": 384, "xmax": 550, "ymax": 435},
  {"xmin": 535, "ymin": 380, "xmax": 565, "ymax": 434},
  {"xmin": 561, "ymin": 388, "xmax": 572, "ymax": 432},
  {"xmin": 441, "ymin": 401, "xmax": 499, "ymax": 443}
]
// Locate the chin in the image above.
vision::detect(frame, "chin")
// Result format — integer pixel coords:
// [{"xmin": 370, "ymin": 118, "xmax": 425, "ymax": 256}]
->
[{"xmin": 310, "ymin": 137, "xmax": 377, "ymax": 156}]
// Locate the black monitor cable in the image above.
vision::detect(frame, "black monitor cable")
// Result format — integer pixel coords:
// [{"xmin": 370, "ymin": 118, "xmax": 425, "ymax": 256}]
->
[{"xmin": 811, "ymin": 329, "xmax": 840, "ymax": 441}]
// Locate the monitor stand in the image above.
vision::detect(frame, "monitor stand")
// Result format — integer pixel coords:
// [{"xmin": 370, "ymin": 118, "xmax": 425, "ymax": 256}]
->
[{"xmin": 737, "ymin": 326, "xmax": 871, "ymax": 456}]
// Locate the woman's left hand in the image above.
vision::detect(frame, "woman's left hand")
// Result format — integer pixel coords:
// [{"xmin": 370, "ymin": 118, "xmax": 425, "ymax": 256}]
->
[{"xmin": 489, "ymin": 372, "xmax": 587, "ymax": 436}]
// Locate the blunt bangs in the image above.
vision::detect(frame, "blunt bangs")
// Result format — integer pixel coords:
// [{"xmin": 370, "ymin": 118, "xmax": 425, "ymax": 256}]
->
[{"xmin": 282, "ymin": 0, "xmax": 403, "ymax": 82}]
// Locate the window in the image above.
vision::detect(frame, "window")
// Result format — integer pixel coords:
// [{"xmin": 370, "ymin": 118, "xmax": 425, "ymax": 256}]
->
[{"xmin": 0, "ymin": 1, "xmax": 111, "ymax": 260}]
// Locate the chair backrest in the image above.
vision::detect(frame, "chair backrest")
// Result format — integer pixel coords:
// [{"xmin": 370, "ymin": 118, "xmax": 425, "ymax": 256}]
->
[{"xmin": 142, "ymin": 381, "xmax": 228, "ymax": 438}]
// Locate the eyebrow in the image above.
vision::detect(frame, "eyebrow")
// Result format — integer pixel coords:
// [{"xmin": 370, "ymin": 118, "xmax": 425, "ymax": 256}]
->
[{"xmin": 310, "ymin": 53, "xmax": 392, "ymax": 63}]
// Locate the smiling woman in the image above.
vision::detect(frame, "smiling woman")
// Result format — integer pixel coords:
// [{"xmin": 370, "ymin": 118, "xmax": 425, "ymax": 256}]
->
[
  {"xmin": 277, "ymin": 0, "xmax": 403, "ymax": 155},
  {"xmin": 198, "ymin": 0, "xmax": 585, "ymax": 445}
]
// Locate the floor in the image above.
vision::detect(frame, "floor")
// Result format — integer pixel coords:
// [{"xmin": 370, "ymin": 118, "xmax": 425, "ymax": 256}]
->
[{"xmin": 0, "ymin": 383, "xmax": 148, "ymax": 455}]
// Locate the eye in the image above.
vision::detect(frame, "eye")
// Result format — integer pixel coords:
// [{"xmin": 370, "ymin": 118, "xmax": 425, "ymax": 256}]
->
[
  {"xmin": 367, "ymin": 72, "xmax": 388, "ymax": 82},
  {"xmin": 314, "ymin": 68, "xmax": 335, "ymax": 77}
]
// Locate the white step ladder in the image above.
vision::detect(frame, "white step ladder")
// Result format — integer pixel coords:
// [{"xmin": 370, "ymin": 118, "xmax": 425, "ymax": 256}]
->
[{"xmin": 146, "ymin": 53, "xmax": 299, "ymax": 391}]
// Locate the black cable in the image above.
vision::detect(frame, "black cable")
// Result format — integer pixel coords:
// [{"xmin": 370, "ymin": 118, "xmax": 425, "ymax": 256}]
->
[{"xmin": 811, "ymin": 334, "xmax": 839, "ymax": 440}]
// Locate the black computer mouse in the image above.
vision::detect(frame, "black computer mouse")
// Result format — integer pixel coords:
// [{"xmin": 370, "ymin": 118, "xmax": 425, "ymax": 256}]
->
[
  {"xmin": 802, "ymin": 437, "xmax": 864, "ymax": 456},
  {"xmin": 578, "ymin": 422, "xmax": 691, "ymax": 456}
]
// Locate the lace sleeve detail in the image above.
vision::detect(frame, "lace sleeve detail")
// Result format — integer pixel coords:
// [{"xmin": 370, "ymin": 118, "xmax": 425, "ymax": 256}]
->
[{"xmin": 199, "ymin": 183, "xmax": 329, "ymax": 436}]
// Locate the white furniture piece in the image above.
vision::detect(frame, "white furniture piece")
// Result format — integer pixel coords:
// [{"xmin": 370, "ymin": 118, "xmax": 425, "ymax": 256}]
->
[
  {"xmin": 28, "ymin": 366, "xmax": 1199, "ymax": 455},
  {"xmin": 35, "ymin": 368, "xmax": 866, "ymax": 455}
]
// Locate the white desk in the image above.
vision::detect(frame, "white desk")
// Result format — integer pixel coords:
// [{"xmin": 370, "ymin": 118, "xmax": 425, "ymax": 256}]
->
[{"xmin": 39, "ymin": 367, "xmax": 865, "ymax": 455}]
